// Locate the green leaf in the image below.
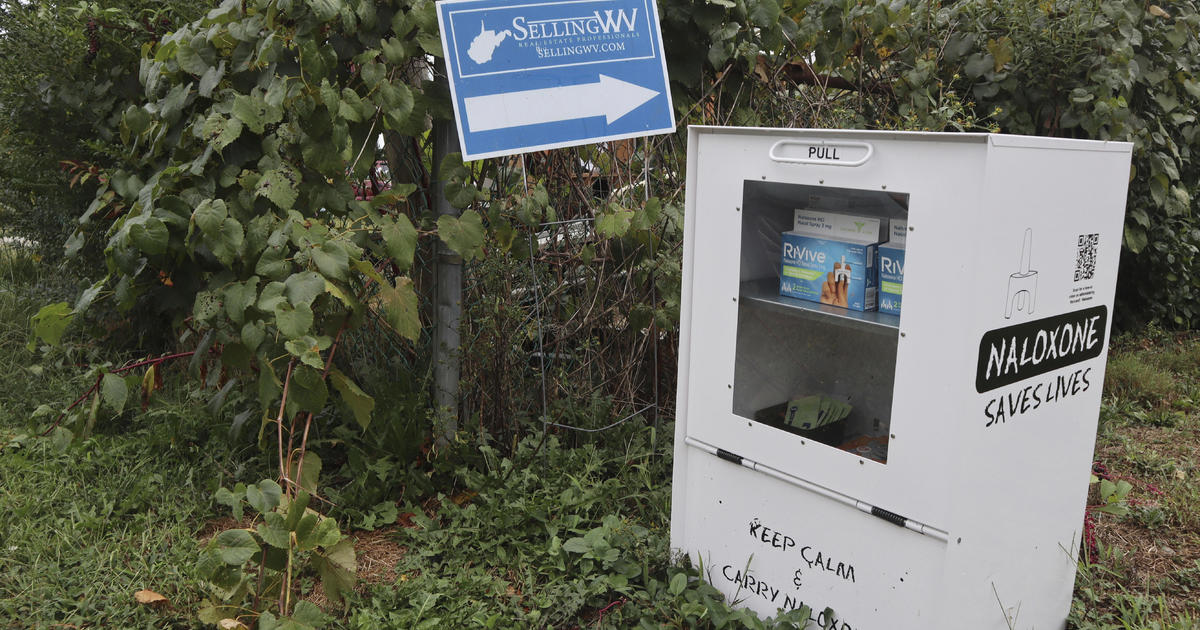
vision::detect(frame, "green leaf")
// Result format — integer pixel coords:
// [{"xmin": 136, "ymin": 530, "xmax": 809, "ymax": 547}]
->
[
  {"xmin": 232, "ymin": 93, "xmax": 280, "ymax": 134},
  {"xmin": 307, "ymin": 514, "xmax": 341, "ymax": 550},
  {"xmin": 193, "ymin": 199, "xmax": 228, "ymax": 237},
  {"xmin": 202, "ymin": 113, "xmax": 243, "ymax": 151},
  {"xmin": 285, "ymin": 271, "xmax": 326, "ymax": 307},
  {"xmin": 314, "ymin": 538, "xmax": 356, "ymax": 604},
  {"xmin": 285, "ymin": 490, "xmax": 311, "ymax": 530},
  {"xmin": 669, "ymin": 572, "xmax": 688, "ymax": 596},
  {"xmin": 74, "ymin": 277, "xmax": 107, "ymax": 313},
  {"xmin": 311, "ymin": 240, "xmax": 350, "ymax": 281},
  {"xmin": 561, "ymin": 537, "xmax": 590, "ymax": 554},
  {"xmin": 159, "ymin": 82, "xmax": 192, "ymax": 122},
  {"xmin": 288, "ymin": 451, "xmax": 323, "ymax": 496},
  {"xmin": 351, "ymin": 258, "xmax": 385, "ymax": 285},
  {"xmin": 29, "ymin": 302, "xmax": 74, "ymax": 348},
  {"xmin": 444, "ymin": 178, "xmax": 478, "ymax": 209},
  {"xmin": 380, "ymin": 37, "xmax": 410, "ymax": 64},
  {"xmin": 1124, "ymin": 225, "xmax": 1148, "ymax": 253},
  {"xmin": 330, "ymin": 369, "xmax": 374, "ymax": 430},
  {"xmin": 748, "ymin": 0, "xmax": 779, "ymax": 28},
  {"xmin": 291, "ymin": 601, "xmax": 328, "ymax": 627},
  {"xmin": 285, "ymin": 335, "xmax": 329, "ymax": 370},
  {"xmin": 294, "ymin": 513, "xmax": 319, "ymax": 548},
  {"xmin": 1094, "ymin": 503, "xmax": 1130, "ymax": 516},
  {"xmin": 378, "ymin": 213, "xmax": 418, "ymax": 270},
  {"xmin": 246, "ymin": 479, "xmax": 283, "ymax": 513},
  {"xmin": 1183, "ymin": 79, "xmax": 1200, "ymax": 100},
  {"xmin": 290, "ymin": 365, "xmax": 328, "ymax": 414},
  {"xmin": 380, "ymin": 82, "xmax": 415, "ymax": 128},
  {"xmin": 596, "ymin": 204, "xmax": 634, "ymax": 238},
  {"xmin": 198, "ymin": 604, "xmax": 243, "ymax": 626},
  {"xmin": 257, "ymin": 515, "xmax": 292, "ymax": 549},
  {"xmin": 437, "ymin": 210, "xmax": 486, "ymax": 261},
  {"xmin": 65, "ymin": 230, "xmax": 85, "ymax": 258},
  {"xmin": 225, "ymin": 278, "xmax": 260, "ymax": 325},
  {"xmin": 275, "ymin": 301, "xmax": 315, "ymax": 339},
  {"xmin": 1153, "ymin": 91, "xmax": 1180, "ymax": 114},
  {"xmin": 241, "ymin": 322, "xmax": 266, "ymax": 353},
  {"xmin": 211, "ymin": 218, "xmax": 245, "ymax": 265},
  {"xmin": 257, "ymin": 246, "xmax": 291, "ymax": 279},
  {"xmin": 101, "ymin": 373, "xmax": 128, "ymax": 414},
  {"xmin": 338, "ymin": 89, "xmax": 365, "ymax": 122},
  {"xmin": 493, "ymin": 219, "xmax": 515, "ymax": 252},
  {"xmin": 258, "ymin": 281, "xmax": 288, "ymax": 312},
  {"xmin": 176, "ymin": 39, "xmax": 212, "ymax": 75},
  {"xmin": 964, "ymin": 53, "xmax": 994, "ymax": 79},
  {"xmin": 214, "ymin": 529, "xmax": 260, "ymax": 565},
  {"xmin": 198, "ymin": 60, "xmax": 226, "ymax": 97},
  {"xmin": 324, "ymin": 279, "xmax": 356, "ymax": 310},
  {"xmin": 129, "ymin": 217, "xmax": 169, "ymax": 255},
  {"xmin": 302, "ymin": 135, "xmax": 346, "ymax": 178},
  {"xmin": 379, "ymin": 277, "xmax": 421, "ymax": 341},
  {"xmin": 368, "ymin": 183, "xmax": 418, "ymax": 209},
  {"xmin": 256, "ymin": 164, "xmax": 301, "ymax": 211},
  {"xmin": 194, "ymin": 291, "xmax": 222, "ymax": 323},
  {"xmin": 417, "ymin": 32, "xmax": 443, "ymax": 57},
  {"xmin": 123, "ymin": 106, "xmax": 152, "ymax": 137},
  {"xmin": 215, "ymin": 485, "xmax": 245, "ymax": 521},
  {"xmin": 361, "ymin": 61, "xmax": 385, "ymax": 88},
  {"xmin": 319, "ymin": 79, "xmax": 341, "ymax": 112},
  {"xmin": 309, "ymin": 0, "xmax": 342, "ymax": 21}
]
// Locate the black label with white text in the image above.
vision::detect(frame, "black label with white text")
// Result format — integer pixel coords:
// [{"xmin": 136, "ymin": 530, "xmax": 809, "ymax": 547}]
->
[{"xmin": 975, "ymin": 305, "xmax": 1107, "ymax": 393}]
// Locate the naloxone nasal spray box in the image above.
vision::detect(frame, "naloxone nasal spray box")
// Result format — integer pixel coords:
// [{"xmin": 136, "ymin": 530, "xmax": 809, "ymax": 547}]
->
[
  {"xmin": 877, "ymin": 219, "xmax": 906, "ymax": 316},
  {"xmin": 779, "ymin": 210, "xmax": 887, "ymax": 311}
]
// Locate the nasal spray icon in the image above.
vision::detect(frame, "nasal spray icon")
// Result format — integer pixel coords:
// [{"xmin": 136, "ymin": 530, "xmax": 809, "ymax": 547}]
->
[
  {"xmin": 834, "ymin": 255, "xmax": 850, "ymax": 283},
  {"xmin": 1005, "ymin": 228, "xmax": 1038, "ymax": 319}
]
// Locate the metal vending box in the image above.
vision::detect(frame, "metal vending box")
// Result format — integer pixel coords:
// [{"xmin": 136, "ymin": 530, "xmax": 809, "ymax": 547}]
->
[{"xmin": 670, "ymin": 127, "xmax": 1132, "ymax": 629}]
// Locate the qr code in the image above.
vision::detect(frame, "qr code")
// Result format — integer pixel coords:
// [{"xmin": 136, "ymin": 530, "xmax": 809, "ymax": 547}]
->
[{"xmin": 1075, "ymin": 233, "xmax": 1099, "ymax": 281}]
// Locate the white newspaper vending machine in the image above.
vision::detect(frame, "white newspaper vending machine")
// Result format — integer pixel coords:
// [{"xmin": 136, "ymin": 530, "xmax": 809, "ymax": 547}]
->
[{"xmin": 670, "ymin": 127, "xmax": 1132, "ymax": 629}]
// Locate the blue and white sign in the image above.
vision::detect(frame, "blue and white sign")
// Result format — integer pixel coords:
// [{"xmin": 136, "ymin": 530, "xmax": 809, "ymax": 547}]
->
[{"xmin": 437, "ymin": 0, "xmax": 675, "ymax": 160}]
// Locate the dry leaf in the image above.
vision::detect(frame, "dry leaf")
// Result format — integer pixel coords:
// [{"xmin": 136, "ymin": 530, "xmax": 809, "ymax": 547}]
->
[
  {"xmin": 1175, "ymin": 469, "xmax": 1187, "ymax": 480},
  {"xmin": 1149, "ymin": 5, "xmax": 1171, "ymax": 18},
  {"xmin": 450, "ymin": 490, "xmax": 478, "ymax": 506},
  {"xmin": 217, "ymin": 619, "xmax": 249, "ymax": 630},
  {"xmin": 754, "ymin": 55, "xmax": 771, "ymax": 84},
  {"xmin": 133, "ymin": 589, "xmax": 168, "ymax": 607}
]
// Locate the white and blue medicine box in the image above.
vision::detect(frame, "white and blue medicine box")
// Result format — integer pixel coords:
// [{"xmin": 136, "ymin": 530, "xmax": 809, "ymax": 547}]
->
[
  {"xmin": 780, "ymin": 210, "xmax": 886, "ymax": 311},
  {"xmin": 877, "ymin": 219, "xmax": 906, "ymax": 316}
]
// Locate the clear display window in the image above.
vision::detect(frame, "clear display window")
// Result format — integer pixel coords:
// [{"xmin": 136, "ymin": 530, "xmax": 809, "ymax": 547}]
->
[{"xmin": 733, "ymin": 180, "xmax": 909, "ymax": 463}]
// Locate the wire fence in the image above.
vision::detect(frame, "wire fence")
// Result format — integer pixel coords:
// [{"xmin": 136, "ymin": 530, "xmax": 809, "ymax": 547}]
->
[
  {"xmin": 457, "ymin": 137, "xmax": 684, "ymax": 444},
  {"xmin": 329, "ymin": 130, "xmax": 682, "ymax": 449}
]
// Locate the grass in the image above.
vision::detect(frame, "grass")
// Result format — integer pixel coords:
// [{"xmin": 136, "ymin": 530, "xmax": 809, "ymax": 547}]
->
[
  {"xmin": 1069, "ymin": 328, "xmax": 1200, "ymax": 629},
  {"xmin": 0, "ymin": 243, "xmax": 268, "ymax": 627}
]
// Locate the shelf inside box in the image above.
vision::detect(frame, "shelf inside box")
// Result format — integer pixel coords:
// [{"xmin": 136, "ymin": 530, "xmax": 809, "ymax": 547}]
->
[{"xmin": 739, "ymin": 278, "xmax": 901, "ymax": 333}]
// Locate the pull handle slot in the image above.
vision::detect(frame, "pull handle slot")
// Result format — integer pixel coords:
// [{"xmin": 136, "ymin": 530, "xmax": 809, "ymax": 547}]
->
[{"xmin": 769, "ymin": 139, "xmax": 874, "ymax": 167}]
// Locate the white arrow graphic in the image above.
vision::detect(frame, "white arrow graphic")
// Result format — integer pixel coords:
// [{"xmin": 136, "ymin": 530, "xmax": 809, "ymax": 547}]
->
[{"xmin": 464, "ymin": 74, "xmax": 659, "ymax": 132}]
